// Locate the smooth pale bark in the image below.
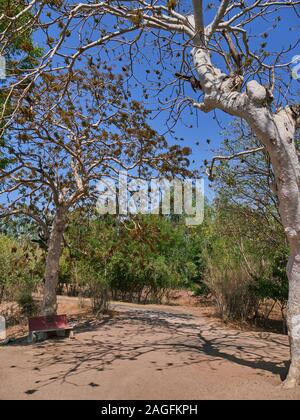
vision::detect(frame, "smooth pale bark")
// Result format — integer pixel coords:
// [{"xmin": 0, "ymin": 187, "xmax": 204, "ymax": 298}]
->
[
  {"xmin": 192, "ymin": 46, "xmax": 300, "ymax": 386},
  {"xmin": 247, "ymin": 108, "xmax": 300, "ymax": 388},
  {"xmin": 41, "ymin": 206, "xmax": 66, "ymax": 316}
]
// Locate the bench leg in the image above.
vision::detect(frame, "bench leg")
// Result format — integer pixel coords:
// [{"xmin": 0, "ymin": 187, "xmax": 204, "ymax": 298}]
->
[
  {"xmin": 37, "ymin": 332, "xmax": 47, "ymax": 341},
  {"xmin": 28, "ymin": 332, "xmax": 37, "ymax": 344},
  {"xmin": 28, "ymin": 329, "xmax": 74, "ymax": 342}
]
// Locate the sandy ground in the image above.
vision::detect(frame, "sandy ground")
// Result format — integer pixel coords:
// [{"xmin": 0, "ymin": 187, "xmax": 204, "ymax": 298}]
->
[{"xmin": 1, "ymin": 296, "xmax": 300, "ymax": 400}]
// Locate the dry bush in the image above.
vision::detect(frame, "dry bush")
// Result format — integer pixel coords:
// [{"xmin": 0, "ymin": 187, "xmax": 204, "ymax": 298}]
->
[{"xmin": 204, "ymin": 263, "xmax": 259, "ymax": 322}]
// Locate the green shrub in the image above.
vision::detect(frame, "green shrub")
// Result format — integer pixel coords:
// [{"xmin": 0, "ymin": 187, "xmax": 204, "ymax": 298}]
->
[
  {"xmin": 63, "ymin": 213, "xmax": 208, "ymax": 304},
  {"xmin": 202, "ymin": 202, "xmax": 288, "ymax": 323},
  {"xmin": 16, "ymin": 291, "xmax": 39, "ymax": 317},
  {"xmin": 71, "ymin": 260, "xmax": 109, "ymax": 314},
  {"xmin": 0, "ymin": 234, "xmax": 43, "ymax": 305}
]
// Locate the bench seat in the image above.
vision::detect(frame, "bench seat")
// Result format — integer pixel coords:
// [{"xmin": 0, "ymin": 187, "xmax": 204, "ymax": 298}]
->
[{"xmin": 28, "ymin": 314, "xmax": 74, "ymax": 343}]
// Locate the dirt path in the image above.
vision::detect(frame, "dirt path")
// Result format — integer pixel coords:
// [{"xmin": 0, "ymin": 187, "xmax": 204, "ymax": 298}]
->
[{"xmin": 1, "ymin": 297, "xmax": 300, "ymax": 400}]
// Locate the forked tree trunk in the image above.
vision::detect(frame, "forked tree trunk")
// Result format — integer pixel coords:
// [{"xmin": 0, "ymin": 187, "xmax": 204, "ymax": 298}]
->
[{"xmin": 41, "ymin": 205, "xmax": 66, "ymax": 316}]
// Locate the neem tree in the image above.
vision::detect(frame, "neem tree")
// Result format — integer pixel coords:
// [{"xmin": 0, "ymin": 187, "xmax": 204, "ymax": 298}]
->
[
  {"xmin": 0, "ymin": 66, "xmax": 191, "ymax": 316},
  {"xmin": 1, "ymin": 0, "xmax": 300, "ymax": 387}
]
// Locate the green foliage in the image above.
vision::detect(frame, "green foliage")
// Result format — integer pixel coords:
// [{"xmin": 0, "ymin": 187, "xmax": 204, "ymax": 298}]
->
[
  {"xmin": 251, "ymin": 247, "xmax": 288, "ymax": 305},
  {"xmin": 71, "ymin": 260, "xmax": 109, "ymax": 313},
  {"xmin": 0, "ymin": 200, "xmax": 289, "ymax": 326},
  {"xmin": 0, "ymin": 1, "xmax": 38, "ymax": 60},
  {"xmin": 61, "ymin": 212, "xmax": 207, "ymax": 304},
  {"xmin": 16, "ymin": 290, "xmax": 38, "ymax": 317},
  {"xmin": 202, "ymin": 198, "xmax": 288, "ymax": 322},
  {"xmin": 0, "ymin": 234, "xmax": 42, "ymax": 304},
  {"xmin": 204, "ymin": 122, "xmax": 289, "ymax": 323},
  {"xmin": 59, "ymin": 200, "xmax": 288, "ymax": 323},
  {"xmin": 202, "ymin": 209, "xmax": 257, "ymax": 320}
]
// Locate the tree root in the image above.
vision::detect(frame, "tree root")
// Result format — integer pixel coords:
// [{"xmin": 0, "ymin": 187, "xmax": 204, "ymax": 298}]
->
[{"xmin": 281, "ymin": 378, "xmax": 298, "ymax": 389}]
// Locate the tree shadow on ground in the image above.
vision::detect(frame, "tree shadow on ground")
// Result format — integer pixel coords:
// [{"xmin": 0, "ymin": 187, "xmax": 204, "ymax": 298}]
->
[{"xmin": 7, "ymin": 306, "xmax": 290, "ymax": 396}]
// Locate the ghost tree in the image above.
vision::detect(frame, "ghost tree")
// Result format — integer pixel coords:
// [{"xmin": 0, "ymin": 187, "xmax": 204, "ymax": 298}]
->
[
  {"xmin": 0, "ymin": 65, "xmax": 192, "ymax": 316},
  {"xmin": 1, "ymin": 0, "xmax": 300, "ymax": 387}
]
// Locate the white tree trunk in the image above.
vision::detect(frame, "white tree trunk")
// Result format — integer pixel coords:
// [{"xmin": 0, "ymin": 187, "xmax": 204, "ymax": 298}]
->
[
  {"xmin": 192, "ymin": 46, "xmax": 300, "ymax": 386},
  {"xmin": 285, "ymin": 255, "xmax": 300, "ymax": 387},
  {"xmin": 248, "ymin": 108, "xmax": 300, "ymax": 388},
  {"xmin": 41, "ymin": 206, "xmax": 66, "ymax": 316}
]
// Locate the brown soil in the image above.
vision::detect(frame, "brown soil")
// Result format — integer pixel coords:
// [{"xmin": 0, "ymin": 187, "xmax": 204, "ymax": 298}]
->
[{"xmin": 1, "ymin": 295, "xmax": 300, "ymax": 400}]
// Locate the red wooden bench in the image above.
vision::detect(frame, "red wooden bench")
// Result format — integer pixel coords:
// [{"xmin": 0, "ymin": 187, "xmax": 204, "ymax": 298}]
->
[{"xmin": 28, "ymin": 314, "xmax": 74, "ymax": 343}]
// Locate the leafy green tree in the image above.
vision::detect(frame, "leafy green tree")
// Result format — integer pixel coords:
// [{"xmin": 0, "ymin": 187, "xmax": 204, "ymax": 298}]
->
[
  {"xmin": 0, "ymin": 234, "xmax": 42, "ymax": 305},
  {"xmin": 62, "ymin": 210, "xmax": 211, "ymax": 305}
]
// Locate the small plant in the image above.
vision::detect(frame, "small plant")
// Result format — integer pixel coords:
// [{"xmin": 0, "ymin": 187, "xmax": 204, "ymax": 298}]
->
[{"xmin": 16, "ymin": 291, "xmax": 38, "ymax": 317}]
